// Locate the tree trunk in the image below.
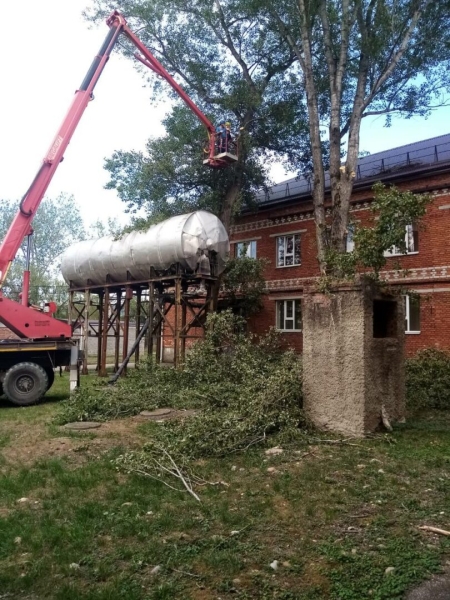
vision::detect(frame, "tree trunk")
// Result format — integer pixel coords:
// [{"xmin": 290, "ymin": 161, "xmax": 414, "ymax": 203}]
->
[{"xmin": 219, "ymin": 182, "xmax": 241, "ymax": 234}]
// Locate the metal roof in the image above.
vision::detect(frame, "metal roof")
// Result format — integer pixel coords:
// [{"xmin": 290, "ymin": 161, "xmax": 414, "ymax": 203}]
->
[{"xmin": 256, "ymin": 133, "xmax": 450, "ymax": 206}]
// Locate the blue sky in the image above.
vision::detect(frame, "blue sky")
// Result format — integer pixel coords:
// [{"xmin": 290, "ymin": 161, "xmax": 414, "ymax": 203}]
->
[{"xmin": 1, "ymin": 0, "xmax": 449, "ymax": 228}]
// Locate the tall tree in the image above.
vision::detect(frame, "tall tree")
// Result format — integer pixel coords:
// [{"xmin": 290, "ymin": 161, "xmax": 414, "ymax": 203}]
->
[
  {"xmin": 86, "ymin": 0, "xmax": 309, "ymax": 231},
  {"xmin": 0, "ymin": 194, "xmax": 85, "ymax": 306},
  {"xmin": 260, "ymin": 0, "xmax": 450, "ymax": 274},
  {"xmin": 87, "ymin": 0, "xmax": 450, "ymax": 264}
]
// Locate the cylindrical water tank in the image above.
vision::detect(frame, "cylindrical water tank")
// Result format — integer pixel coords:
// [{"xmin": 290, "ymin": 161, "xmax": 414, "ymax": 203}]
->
[{"xmin": 61, "ymin": 211, "xmax": 229, "ymax": 287}]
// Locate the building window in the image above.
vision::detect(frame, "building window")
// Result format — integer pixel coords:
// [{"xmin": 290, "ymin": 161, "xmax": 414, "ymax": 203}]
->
[
  {"xmin": 346, "ymin": 224, "xmax": 355, "ymax": 253},
  {"xmin": 385, "ymin": 224, "xmax": 419, "ymax": 256},
  {"xmin": 236, "ymin": 240, "xmax": 257, "ymax": 259},
  {"xmin": 276, "ymin": 234, "xmax": 301, "ymax": 267},
  {"xmin": 405, "ymin": 295, "xmax": 420, "ymax": 333},
  {"xmin": 276, "ymin": 299, "xmax": 302, "ymax": 331}
]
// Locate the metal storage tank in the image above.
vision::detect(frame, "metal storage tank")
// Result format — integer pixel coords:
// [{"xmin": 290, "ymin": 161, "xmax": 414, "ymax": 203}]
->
[{"xmin": 61, "ymin": 211, "xmax": 229, "ymax": 287}]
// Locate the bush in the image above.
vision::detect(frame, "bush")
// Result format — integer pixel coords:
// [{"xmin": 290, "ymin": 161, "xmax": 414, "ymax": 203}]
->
[
  {"xmin": 406, "ymin": 348, "xmax": 450, "ymax": 412},
  {"xmin": 221, "ymin": 256, "xmax": 268, "ymax": 317}
]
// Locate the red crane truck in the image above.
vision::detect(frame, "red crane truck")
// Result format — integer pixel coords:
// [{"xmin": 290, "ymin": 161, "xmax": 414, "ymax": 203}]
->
[{"xmin": 0, "ymin": 10, "xmax": 237, "ymax": 407}]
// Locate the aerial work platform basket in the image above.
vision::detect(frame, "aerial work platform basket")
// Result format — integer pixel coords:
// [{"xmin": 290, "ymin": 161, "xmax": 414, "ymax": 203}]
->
[{"xmin": 203, "ymin": 131, "xmax": 239, "ymax": 168}]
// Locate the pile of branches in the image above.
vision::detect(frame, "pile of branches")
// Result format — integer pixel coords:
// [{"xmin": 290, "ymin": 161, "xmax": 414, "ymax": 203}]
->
[
  {"xmin": 56, "ymin": 358, "xmax": 191, "ymax": 424},
  {"xmin": 58, "ymin": 311, "xmax": 305, "ymax": 457},
  {"xmin": 155, "ymin": 327, "xmax": 305, "ymax": 458}
]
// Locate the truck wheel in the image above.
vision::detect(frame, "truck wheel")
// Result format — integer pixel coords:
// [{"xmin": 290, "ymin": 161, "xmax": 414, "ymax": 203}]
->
[
  {"xmin": 45, "ymin": 368, "xmax": 55, "ymax": 392},
  {"xmin": 3, "ymin": 363, "xmax": 49, "ymax": 407}
]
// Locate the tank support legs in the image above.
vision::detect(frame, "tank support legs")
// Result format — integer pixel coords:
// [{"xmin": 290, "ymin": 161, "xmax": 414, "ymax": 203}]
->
[{"xmin": 66, "ymin": 271, "xmax": 219, "ymax": 376}]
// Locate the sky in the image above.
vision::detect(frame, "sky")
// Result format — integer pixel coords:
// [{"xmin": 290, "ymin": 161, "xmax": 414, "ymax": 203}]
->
[
  {"xmin": 0, "ymin": 0, "xmax": 449, "ymax": 231},
  {"xmin": 0, "ymin": 0, "xmax": 166, "ymax": 228}
]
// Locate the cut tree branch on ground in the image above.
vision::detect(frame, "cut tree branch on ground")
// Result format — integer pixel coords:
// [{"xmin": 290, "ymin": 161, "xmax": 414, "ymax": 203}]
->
[
  {"xmin": 418, "ymin": 526, "xmax": 450, "ymax": 536},
  {"xmin": 308, "ymin": 438, "xmax": 362, "ymax": 447},
  {"xmin": 119, "ymin": 446, "xmax": 230, "ymax": 503},
  {"xmin": 171, "ymin": 568, "xmax": 201, "ymax": 579},
  {"xmin": 158, "ymin": 448, "xmax": 202, "ymax": 502}
]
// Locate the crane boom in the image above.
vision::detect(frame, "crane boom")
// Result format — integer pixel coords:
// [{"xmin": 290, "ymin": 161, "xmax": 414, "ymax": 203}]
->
[
  {"xmin": 0, "ymin": 11, "xmax": 228, "ymax": 340},
  {"xmin": 0, "ymin": 24, "xmax": 123, "ymax": 296}
]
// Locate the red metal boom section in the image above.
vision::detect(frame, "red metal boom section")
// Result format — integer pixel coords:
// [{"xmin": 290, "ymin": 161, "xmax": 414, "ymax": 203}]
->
[
  {"xmin": 113, "ymin": 11, "xmax": 231, "ymax": 169},
  {"xmin": 0, "ymin": 11, "xmax": 233, "ymax": 340},
  {"xmin": 112, "ymin": 14, "xmax": 216, "ymax": 136}
]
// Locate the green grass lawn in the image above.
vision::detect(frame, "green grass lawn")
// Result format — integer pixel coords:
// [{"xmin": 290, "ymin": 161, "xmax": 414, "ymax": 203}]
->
[{"xmin": 0, "ymin": 378, "xmax": 449, "ymax": 599}]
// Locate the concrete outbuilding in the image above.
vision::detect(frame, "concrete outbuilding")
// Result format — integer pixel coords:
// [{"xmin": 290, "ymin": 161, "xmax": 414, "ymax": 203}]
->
[{"xmin": 302, "ymin": 278, "xmax": 405, "ymax": 437}]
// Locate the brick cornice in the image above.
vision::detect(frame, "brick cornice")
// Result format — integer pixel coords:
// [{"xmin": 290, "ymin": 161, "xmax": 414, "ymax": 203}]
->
[
  {"xmin": 231, "ymin": 188, "xmax": 450, "ymax": 236},
  {"xmin": 382, "ymin": 265, "xmax": 450, "ymax": 282},
  {"xmin": 230, "ymin": 203, "xmax": 372, "ymax": 236},
  {"xmin": 264, "ymin": 266, "xmax": 450, "ymax": 292}
]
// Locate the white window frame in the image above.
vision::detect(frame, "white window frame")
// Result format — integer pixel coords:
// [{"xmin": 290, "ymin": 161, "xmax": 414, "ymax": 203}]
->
[
  {"xmin": 276, "ymin": 299, "xmax": 302, "ymax": 332},
  {"xmin": 236, "ymin": 240, "xmax": 257, "ymax": 259},
  {"xmin": 385, "ymin": 224, "xmax": 419, "ymax": 257},
  {"xmin": 276, "ymin": 234, "xmax": 301, "ymax": 268},
  {"xmin": 346, "ymin": 223, "xmax": 355, "ymax": 253},
  {"xmin": 405, "ymin": 294, "xmax": 421, "ymax": 334}
]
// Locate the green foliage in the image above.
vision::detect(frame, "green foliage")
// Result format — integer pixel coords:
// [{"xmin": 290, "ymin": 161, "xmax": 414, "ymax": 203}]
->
[
  {"xmin": 356, "ymin": 183, "xmax": 431, "ymax": 272},
  {"xmin": 256, "ymin": 0, "xmax": 450, "ymax": 270},
  {"xmin": 221, "ymin": 256, "xmax": 268, "ymax": 317},
  {"xmin": 58, "ymin": 311, "xmax": 304, "ymax": 456},
  {"xmin": 88, "ymin": 0, "xmax": 450, "ymax": 267},
  {"xmin": 87, "ymin": 216, "xmax": 123, "ymax": 239},
  {"xmin": 154, "ymin": 311, "xmax": 304, "ymax": 458},
  {"xmin": 324, "ymin": 182, "xmax": 432, "ymax": 279},
  {"xmin": 56, "ymin": 361, "xmax": 190, "ymax": 424},
  {"xmin": 266, "ymin": 0, "xmax": 450, "ymax": 128},
  {"xmin": 86, "ymin": 0, "xmax": 311, "ymax": 227},
  {"xmin": 103, "ymin": 107, "xmax": 267, "ymax": 226},
  {"xmin": 406, "ymin": 348, "xmax": 450, "ymax": 413}
]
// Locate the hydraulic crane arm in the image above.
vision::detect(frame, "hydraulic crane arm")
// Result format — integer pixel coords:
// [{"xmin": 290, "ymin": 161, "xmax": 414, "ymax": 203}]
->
[
  {"xmin": 0, "ymin": 10, "xmax": 219, "ymax": 291},
  {"xmin": 0, "ymin": 11, "xmax": 224, "ymax": 340},
  {"xmin": 116, "ymin": 14, "xmax": 216, "ymax": 137},
  {"xmin": 0, "ymin": 22, "xmax": 123, "ymax": 293}
]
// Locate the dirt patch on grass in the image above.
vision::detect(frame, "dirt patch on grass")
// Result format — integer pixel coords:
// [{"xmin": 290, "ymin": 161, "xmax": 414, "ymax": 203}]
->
[
  {"xmin": 0, "ymin": 410, "xmax": 197, "ymax": 468},
  {"xmin": 0, "ymin": 416, "xmax": 142, "ymax": 468}
]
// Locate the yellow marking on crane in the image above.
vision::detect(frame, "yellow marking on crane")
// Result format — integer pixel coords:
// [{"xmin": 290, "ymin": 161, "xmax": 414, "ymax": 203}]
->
[
  {"xmin": 0, "ymin": 345, "xmax": 58, "ymax": 352},
  {"xmin": 0, "ymin": 261, "xmax": 12, "ymax": 288}
]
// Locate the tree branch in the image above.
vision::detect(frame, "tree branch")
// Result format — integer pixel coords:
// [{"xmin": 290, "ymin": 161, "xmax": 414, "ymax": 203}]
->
[
  {"xmin": 318, "ymin": 0, "xmax": 337, "ymax": 88},
  {"xmin": 361, "ymin": 1, "xmax": 432, "ymax": 115},
  {"xmin": 214, "ymin": 0, "xmax": 257, "ymax": 91}
]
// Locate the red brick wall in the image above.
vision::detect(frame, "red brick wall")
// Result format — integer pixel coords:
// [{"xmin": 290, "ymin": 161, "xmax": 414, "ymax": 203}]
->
[
  {"xmin": 247, "ymin": 297, "xmax": 303, "ymax": 353},
  {"xmin": 231, "ymin": 175, "xmax": 450, "ymax": 357},
  {"xmin": 161, "ymin": 304, "xmax": 206, "ymax": 362},
  {"xmin": 405, "ymin": 287, "xmax": 450, "ymax": 355}
]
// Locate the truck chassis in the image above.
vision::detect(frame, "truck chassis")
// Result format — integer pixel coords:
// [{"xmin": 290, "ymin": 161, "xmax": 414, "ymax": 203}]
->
[{"xmin": 0, "ymin": 339, "xmax": 80, "ymax": 406}]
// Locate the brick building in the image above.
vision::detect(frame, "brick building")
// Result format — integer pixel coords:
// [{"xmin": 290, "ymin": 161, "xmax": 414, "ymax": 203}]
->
[
  {"xmin": 2, "ymin": 134, "xmax": 449, "ymax": 362},
  {"xmin": 230, "ymin": 134, "xmax": 450, "ymax": 357}
]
